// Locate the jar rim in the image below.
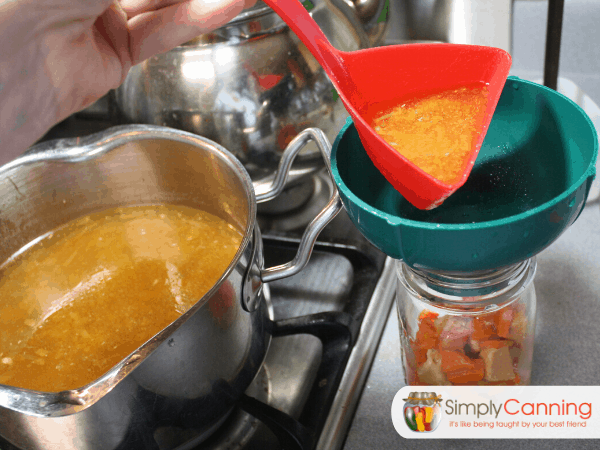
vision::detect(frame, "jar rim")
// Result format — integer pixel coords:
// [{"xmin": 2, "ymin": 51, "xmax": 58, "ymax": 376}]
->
[{"xmin": 397, "ymin": 258, "xmax": 537, "ymax": 311}]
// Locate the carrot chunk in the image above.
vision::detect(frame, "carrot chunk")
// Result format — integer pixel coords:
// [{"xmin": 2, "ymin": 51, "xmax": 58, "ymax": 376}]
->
[{"xmin": 440, "ymin": 350, "xmax": 485, "ymax": 384}]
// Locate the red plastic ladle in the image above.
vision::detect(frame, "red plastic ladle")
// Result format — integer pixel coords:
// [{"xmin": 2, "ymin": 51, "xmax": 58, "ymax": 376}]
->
[{"xmin": 263, "ymin": 0, "xmax": 512, "ymax": 209}]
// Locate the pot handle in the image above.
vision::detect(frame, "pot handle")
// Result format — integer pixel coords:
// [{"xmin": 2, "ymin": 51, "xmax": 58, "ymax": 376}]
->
[{"xmin": 257, "ymin": 128, "xmax": 343, "ymax": 283}]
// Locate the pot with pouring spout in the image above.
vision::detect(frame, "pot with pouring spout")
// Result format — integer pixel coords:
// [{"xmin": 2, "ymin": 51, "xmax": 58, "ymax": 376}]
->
[{"xmin": 0, "ymin": 125, "xmax": 342, "ymax": 450}]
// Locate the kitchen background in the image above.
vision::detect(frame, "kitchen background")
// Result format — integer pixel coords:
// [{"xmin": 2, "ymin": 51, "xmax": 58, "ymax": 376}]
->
[
  {"xmin": 17, "ymin": 1, "xmax": 600, "ymax": 449},
  {"xmin": 346, "ymin": 0, "xmax": 600, "ymax": 449}
]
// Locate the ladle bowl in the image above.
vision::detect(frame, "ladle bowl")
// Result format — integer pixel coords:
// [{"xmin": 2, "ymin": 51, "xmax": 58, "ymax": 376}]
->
[
  {"xmin": 330, "ymin": 77, "xmax": 598, "ymax": 271},
  {"xmin": 264, "ymin": 0, "xmax": 512, "ymax": 210}
]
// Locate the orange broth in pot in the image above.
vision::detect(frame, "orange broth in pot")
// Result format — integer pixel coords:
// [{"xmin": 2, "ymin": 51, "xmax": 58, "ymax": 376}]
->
[{"xmin": 0, "ymin": 204, "xmax": 242, "ymax": 392}]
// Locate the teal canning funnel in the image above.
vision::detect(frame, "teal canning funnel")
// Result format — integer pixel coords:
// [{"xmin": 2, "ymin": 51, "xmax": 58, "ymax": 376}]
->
[{"xmin": 330, "ymin": 77, "xmax": 598, "ymax": 271}]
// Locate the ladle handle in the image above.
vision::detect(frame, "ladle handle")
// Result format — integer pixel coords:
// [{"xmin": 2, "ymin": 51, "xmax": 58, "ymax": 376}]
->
[{"xmin": 263, "ymin": 0, "xmax": 347, "ymax": 86}]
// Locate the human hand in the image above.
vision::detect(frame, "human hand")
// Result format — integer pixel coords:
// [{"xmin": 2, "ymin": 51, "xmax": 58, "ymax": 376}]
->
[{"xmin": 0, "ymin": 0, "xmax": 256, "ymax": 165}]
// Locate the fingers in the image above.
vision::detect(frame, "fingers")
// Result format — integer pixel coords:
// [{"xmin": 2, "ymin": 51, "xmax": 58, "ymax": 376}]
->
[
  {"xmin": 121, "ymin": 0, "xmax": 256, "ymax": 18},
  {"xmin": 243, "ymin": 0, "xmax": 258, "ymax": 9},
  {"xmin": 94, "ymin": 1, "xmax": 133, "ymax": 83},
  {"xmin": 127, "ymin": 0, "xmax": 249, "ymax": 64},
  {"xmin": 121, "ymin": 0, "xmax": 182, "ymax": 18}
]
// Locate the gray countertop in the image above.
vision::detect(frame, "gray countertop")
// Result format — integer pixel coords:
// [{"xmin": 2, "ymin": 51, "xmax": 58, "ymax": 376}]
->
[{"xmin": 343, "ymin": 0, "xmax": 600, "ymax": 448}]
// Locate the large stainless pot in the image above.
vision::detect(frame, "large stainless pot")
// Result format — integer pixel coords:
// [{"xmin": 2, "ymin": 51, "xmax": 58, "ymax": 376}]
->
[
  {"xmin": 112, "ymin": 0, "xmax": 388, "ymax": 200},
  {"xmin": 0, "ymin": 126, "xmax": 342, "ymax": 450}
]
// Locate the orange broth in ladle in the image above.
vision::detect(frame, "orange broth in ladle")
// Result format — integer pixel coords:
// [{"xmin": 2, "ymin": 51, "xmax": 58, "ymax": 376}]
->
[{"xmin": 371, "ymin": 85, "xmax": 490, "ymax": 185}]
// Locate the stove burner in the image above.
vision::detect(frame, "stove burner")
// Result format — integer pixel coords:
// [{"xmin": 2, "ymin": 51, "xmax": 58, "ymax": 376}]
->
[
  {"xmin": 179, "ymin": 287, "xmax": 275, "ymax": 450},
  {"xmin": 186, "ymin": 368, "xmax": 269, "ymax": 450}
]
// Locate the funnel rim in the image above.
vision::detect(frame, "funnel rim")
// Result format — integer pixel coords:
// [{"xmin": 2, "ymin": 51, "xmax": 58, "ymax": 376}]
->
[{"xmin": 331, "ymin": 78, "xmax": 598, "ymax": 231}]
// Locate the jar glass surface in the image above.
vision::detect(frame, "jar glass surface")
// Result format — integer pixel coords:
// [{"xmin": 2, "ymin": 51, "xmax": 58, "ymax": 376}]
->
[{"xmin": 396, "ymin": 259, "xmax": 537, "ymax": 386}]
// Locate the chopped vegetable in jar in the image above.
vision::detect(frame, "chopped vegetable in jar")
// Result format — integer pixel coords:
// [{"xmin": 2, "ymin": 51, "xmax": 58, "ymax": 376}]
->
[{"xmin": 407, "ymin": 302, "xmax": 530, "ymax": 386}]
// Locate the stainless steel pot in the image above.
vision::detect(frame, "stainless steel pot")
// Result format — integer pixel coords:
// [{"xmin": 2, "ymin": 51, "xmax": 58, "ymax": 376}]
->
[
  {"xmin": 112, "ymin": 0, "xmax": 388, "ymax": 200},
  {"xmin": 0, "ymin": 126, "xmax": 342, "ymax": 450}
]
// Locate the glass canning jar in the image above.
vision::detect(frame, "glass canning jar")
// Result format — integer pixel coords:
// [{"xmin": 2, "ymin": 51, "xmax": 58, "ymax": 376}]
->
[{"xmin": 396, "ymin": 258, "xmax": 537, "ymax": 386}]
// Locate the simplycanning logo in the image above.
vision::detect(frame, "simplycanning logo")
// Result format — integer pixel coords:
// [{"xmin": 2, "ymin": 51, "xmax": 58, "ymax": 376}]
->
[
  {"xmin": 392, "ymin": 387, "xmax": 599, "ymax": 439},
  {"xmin": 444, "ymin": 397, "xmax": 592, "ymax": 421},
  {"xmin": 403, "ymin": 392, "xmax": 443, "ymax": 432}
]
